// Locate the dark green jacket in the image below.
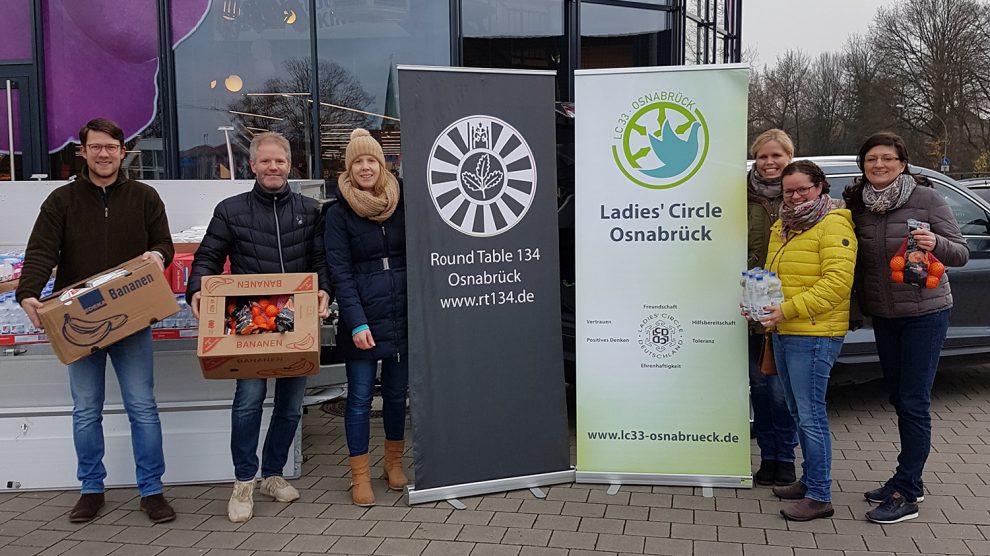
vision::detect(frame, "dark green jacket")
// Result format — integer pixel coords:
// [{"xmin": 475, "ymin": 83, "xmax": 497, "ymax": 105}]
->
[
  {"xmin": 746, "ymin": 187, "xmax": 781, "ymax": 333},
  {"xmin": 747, "ymin": 190, "xmax": 781, "ymax": 270},
  {"xmin": 16, "ymin": 169, "xmax": 174, "ymax": 301}
]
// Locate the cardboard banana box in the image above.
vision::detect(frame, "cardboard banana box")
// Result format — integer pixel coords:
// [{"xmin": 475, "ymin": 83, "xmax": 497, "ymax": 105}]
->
[
  {"xmin": 196, "ymin": 272, "xmax": 320, "ymax": 379},
  {"xmin": 38, "ymin": 256, "xmax": 181, "ymax": 365}
]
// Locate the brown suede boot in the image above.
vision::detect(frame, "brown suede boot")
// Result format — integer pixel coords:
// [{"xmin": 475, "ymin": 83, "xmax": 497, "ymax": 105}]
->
[
  {"xmin": 772, "ymin": 480, "xmax": 807, "ymax": 500},
  {"xmin": 382, "ymin": 439, "xmax": 408, "ymax": 490},
  {"xmin": 780, "ymin": 497, "xmax": 834, "ymax": 521},
  {"xmin": 68, "ymin": 493, "xmax": 105, "ymax": 523},
  {"xmin": 349, "ymin": 454, "xmax": 375, "ymax": 506}
]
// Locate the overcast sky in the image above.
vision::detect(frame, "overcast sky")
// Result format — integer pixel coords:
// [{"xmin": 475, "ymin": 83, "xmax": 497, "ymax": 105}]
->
[{"xmin": 741, "ymin": 0, "xmax": 896, "ymax": 66}]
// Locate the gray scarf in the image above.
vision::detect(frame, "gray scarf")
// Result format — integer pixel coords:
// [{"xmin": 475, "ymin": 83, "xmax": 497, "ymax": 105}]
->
[
  {"xmin": 863, "ymin": 174, "xmax": 917, "ymax": 214},
  {"xmin": 747, "ymin": 168, "xmax": 783, "ymax": 200}
]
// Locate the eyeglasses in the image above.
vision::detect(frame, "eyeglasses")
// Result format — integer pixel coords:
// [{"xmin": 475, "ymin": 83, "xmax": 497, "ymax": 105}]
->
[
  {"xmin": 782, "ymin": 184, "xmax": 819, "ymax": 197},
  {"xmin": 864, "ymin": 156, "xmax": 900, "ymax": 165},
  {"xmin": 84, "ymin": 144, "xmax": 121, "ymax": 154}
]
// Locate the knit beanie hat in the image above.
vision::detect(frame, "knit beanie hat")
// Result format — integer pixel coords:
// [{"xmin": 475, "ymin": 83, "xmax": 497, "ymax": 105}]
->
[{"xmin": 344, "ymin": 128, "xmax": 386, "ymax": 170}]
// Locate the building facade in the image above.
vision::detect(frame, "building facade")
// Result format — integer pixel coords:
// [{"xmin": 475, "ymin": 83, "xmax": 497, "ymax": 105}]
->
[{"xmin": 0, "ymin": 0, "xmax": 741, "ymax": 182}]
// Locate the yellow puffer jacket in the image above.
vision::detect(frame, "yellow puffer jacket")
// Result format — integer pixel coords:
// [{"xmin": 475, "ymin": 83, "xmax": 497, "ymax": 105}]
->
[{"xmin": 765, "ymin": 209, "xmax": 857, "ymax": 337}]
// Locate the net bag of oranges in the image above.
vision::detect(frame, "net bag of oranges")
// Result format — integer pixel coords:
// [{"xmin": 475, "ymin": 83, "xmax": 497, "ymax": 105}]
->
[
  {"xmin": 226, "ymin": 295, "xmax": 295, "ymax": 335},
  {"xmin": 889, "ymin": 219, "xmax": 945, "ymax": 289}
]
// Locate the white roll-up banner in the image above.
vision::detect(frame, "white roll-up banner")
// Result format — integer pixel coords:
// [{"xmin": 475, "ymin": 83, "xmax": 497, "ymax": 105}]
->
[{"xmin": 574, "ymin": 65, "xmax": 752, "ymax": 486}]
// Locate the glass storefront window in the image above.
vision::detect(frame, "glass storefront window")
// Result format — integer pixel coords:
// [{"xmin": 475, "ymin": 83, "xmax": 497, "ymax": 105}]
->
[
  {"xmin": 316, "ymin": 0, "xmax": 449, "ymax": 180},
  {"xmin": 462, "ymin": 0, "xmax": 564, "ymax": 97},
  {"xmin": 684, "ymin": 17, "xmax": 702, "ymax": 65},
  {"xmin": 0, "ymin": 1, "xmax": 32, "ymax": 61},
  {"xmin": 580, "ymin": 4, "xmax": 672, "ymax": 69},
  {"xmin": 43, "ymin": 0, "xmax": 167, "ymax": 180},
  {"xmin": 173, "ymin": 1, "xmax": 312, "ymax": 179},
  {"xmin": 0, "ymin": 85, "xmax": 21, "ymax": 180},
  {"xmin": 463, "ymin": 0, "xmax": 563, "ymax": 38}
]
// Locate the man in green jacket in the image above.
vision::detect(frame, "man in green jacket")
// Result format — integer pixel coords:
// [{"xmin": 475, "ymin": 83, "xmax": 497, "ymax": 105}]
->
[{"xmin": 16, "ymin": 118, "xmax": 176, "ymax": 524}]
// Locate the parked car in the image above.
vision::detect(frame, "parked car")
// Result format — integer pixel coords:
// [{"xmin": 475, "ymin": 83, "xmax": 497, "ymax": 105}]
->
[
  {"xmin": 559, "ymin": 157, "xmax": 990, "ymax": 382},
  {"xmin": 960, "ymin": 177, "xmax": 990, "ymax": 205}
]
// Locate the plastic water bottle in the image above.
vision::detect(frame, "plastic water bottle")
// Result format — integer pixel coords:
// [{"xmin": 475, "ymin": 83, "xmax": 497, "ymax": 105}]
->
[
  {"xmin": 0, "ymin": 297, "xmax": 11, "ymax": 335},
  {"xmin": 743, "ymin": 268, "xmax": 765, "ymax": 319},
  {"xmin": 739, "ymin": 271, "xmax": 750, "ymax": 317},
  {"xmin": 766, "ymin": 272, "xmax": 785, "ymax": 307},
  {"xmin": 753, "ymin": 275, "xmax": 771, "ymax": 319}
]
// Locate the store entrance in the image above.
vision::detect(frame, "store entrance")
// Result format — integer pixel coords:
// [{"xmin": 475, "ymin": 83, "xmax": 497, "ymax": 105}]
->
[{"xmin": 0, "ymin": 66, "xmax": 42, "ymax": 181}]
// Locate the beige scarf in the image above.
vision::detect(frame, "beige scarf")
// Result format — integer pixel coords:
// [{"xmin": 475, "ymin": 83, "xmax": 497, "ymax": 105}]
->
[{"xmin": 338, "ymin": 171, "xmax": 399, "ymax": 223}]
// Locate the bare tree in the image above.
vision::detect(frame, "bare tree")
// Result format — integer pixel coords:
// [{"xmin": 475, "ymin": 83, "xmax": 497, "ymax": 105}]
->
[
  {"xmin": 801, "ymin": 52, "xmax": 848, "ymax": 155},
  {"xmin": 229, "ymin": 57, "xmax": 374, "ymax": 176},
  {"xmin": 747, "ymin": 1, "xmax": 990, "ymax": 175},
  {"xmin": 870, "ymin": 0, "xmax": 989, "ymax": 169}
]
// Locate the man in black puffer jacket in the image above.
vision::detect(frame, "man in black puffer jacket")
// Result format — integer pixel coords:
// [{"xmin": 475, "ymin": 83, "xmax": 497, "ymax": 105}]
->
[{"xmin": 186, "ymin": 132, "xmax": 331, "ymax": 523}]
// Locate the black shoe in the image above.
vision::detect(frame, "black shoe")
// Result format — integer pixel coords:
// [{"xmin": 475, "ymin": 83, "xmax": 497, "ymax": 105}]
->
[
  {"xmin": 754, "ymin": 460, "xmax": 777, "ymax": 486},
  {"xmin": 866, "ymin": 491, "xmax": 919, "ymax": 524},
  {"xmin": 69, "ymin": 493, "xmax": 105, "ymax": 523},
  {"xmin": 140, "ymin": 493, "xmax": 176, "ymax": 523},
  {"xmin": 773, "ymin": 461, "xmax": 796, "ymax": 486},
  {"xmin": 865, "ymin": 483, "xmax": 924, "ymax": 504}
]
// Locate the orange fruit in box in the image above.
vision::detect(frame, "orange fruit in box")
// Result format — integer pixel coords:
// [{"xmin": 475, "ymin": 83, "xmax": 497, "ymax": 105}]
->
[
  {"xmin": 928, "ymin": 261, "xmax": 945, "ymax": 277},
  {"xmin": 259, "ymin": 299, "xmax": 270, "ymax": 308},
  {"xmin": 889, "ymin": 256, "xmax": 905, "ymax": 271},
  {"xmin": 265, "ymin": 304, "xmax": 279, "ymax": 317},
  {"xmin": 891, "ymin": 270, "xmax": 904, "ymax": 283},
  {"xmin": 926, "ymin": 275, "xmax": 941, "ymax": 288},
  {"xmin": 253, "ymin": 315, "xmax": 267, "ymax": 327}
]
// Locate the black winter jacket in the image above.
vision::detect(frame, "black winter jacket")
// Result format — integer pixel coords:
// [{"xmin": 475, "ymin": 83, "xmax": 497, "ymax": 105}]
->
[
  {"xmin": 186, "ymin": 182, "xmax": 331, "ymax": 300},
  {"xmin": 324, "ymin": 190, "xmax": 407, "ymax": 360}
]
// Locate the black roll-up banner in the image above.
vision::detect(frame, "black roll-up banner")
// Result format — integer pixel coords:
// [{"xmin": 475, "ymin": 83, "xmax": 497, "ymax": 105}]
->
[{"xmin": 399, "ymin": 66, "xmax": 569, "ymax": 491}]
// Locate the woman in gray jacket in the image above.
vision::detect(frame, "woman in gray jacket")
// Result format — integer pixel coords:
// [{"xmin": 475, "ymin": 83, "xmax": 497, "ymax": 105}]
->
[{"xmin": 842, "ymin": 132, "xmax": 969, "ymax": 525}]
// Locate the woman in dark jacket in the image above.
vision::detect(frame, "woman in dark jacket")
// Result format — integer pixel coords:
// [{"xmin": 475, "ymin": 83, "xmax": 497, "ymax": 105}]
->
[
  {"xmin": 325, "ymin": 129, "xmax": 408, "ymax": 507},
  {"xmin": 843, "ymin": 132, "xmax": 969, "ymax": 525}
]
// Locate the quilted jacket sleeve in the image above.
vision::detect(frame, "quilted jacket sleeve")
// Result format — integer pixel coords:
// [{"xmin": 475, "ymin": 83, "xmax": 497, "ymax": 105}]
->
[
  {"xmin": 311, "ymin": 203, "xmax": 333, "ymax": 299},
  {"xmin": 186, "ymin": 201, "xmax": 233, "ymax": 302},
  {"xmin": 928, "ymin": 192, "xmax": 969, "ymax": 267}
]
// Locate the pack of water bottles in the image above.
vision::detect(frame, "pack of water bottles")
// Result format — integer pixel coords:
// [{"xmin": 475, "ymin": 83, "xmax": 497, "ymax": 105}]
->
[
  {"xmin": 740, "ymin": 267, "xmax": 784, "ymax": 321},
  {"xmin": 0, "ymin": 282, "xmax": 53, "ymax": 337}
]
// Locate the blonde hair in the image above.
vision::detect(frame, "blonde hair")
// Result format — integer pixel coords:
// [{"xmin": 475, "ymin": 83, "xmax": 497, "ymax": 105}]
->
[
  {"xmin": 750, "ymin": 129, "xmax": 795, "ymax": 158},
  {"xmin": 249, "ymin": 132, "xmax": 291, "ymax": 165}
]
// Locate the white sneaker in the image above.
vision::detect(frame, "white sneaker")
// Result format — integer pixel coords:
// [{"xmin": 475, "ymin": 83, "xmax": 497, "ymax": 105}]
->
[
  {"xmin": 227, "ymin": 480, "xmax": 255, "ymax": 523},
  {"xmin": 258, "ymin": 476, "xmax": 300, "ymax": 502}
]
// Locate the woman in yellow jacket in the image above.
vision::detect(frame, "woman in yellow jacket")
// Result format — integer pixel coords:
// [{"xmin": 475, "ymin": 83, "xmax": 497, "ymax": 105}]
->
[{"xmin": 758, "ymin": 160, "xmax": 857, "ymax": 522}]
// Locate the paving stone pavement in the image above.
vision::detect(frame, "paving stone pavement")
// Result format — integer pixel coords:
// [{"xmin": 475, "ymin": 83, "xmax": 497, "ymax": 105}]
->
[{"xmin": 1, "ymin": 363, "xmax": 988, "ymax": 555}]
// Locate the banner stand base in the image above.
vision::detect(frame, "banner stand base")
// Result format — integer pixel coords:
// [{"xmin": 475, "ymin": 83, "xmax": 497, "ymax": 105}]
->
[
  {"xmin": 407, "ymin": 468, "xmax": 575, "ymax": 505},
  {"xmin": 575, "ymin": 471, "xmax": 752, "ymax": 489}
]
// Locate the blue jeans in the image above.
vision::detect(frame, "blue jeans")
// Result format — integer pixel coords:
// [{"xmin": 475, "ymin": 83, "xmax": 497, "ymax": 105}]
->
[
  {"xmin": 748, "ymin": 333, "xmax": 797, "ymax": 463},
  {"xmin": 230, "ymin": 376, "xmax": 307, "ymax": 481},
  {"xmin": 67, "ymin": 328, "xmax": 164, "ymax": 497},
  {"xmin": 873, "ymin": 309, "xmax": 949, "ymax": 503},
  {"xmin": 345, "ymin": 355, "xmax": 408, "ymax": 457},
  {"xmin": 772, "ymin": 334, "xmax": 843, "ymax": 502}
]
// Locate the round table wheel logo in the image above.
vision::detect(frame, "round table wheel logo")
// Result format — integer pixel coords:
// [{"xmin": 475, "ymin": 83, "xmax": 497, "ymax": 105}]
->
[
  {"xmin": 427, "ymin": 115, "xmax": 537, "ymax": 237},
  {"xmin": 638, "ymin": 312, "xmax": 684, "ymax": 359}
]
